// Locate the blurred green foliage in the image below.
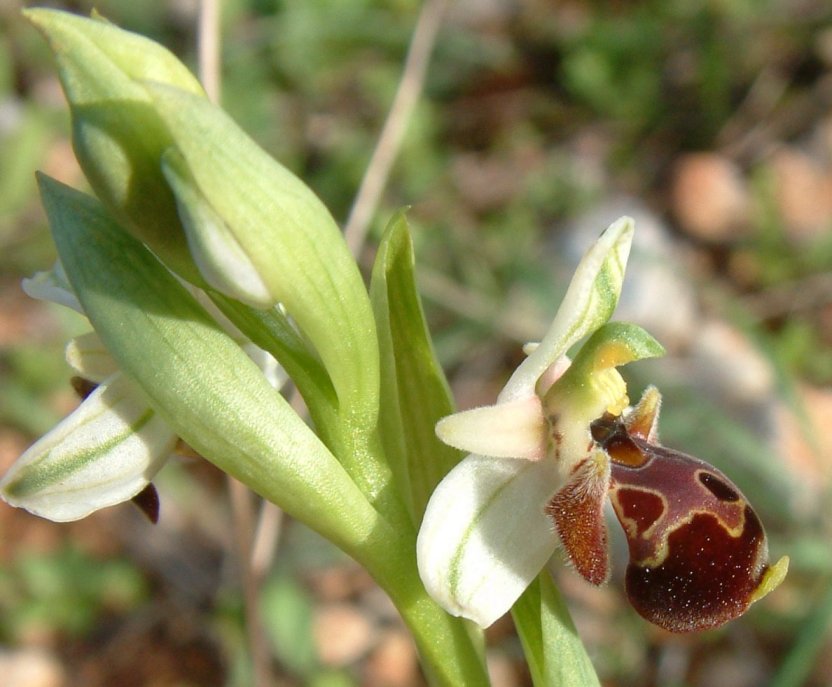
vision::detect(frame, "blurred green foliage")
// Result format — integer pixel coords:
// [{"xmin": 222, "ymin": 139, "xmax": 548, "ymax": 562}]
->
[
  {"xmin": 260, "ymin": 570, "xmax": 317, "ymax": 678},
  {"xmin": 0, "ymin": 544, "xmax": 146, "ymax": 640}
]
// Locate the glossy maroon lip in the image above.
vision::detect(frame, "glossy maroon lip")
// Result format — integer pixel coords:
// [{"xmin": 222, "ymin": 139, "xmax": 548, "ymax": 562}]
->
[{"xmin": 595, "ymin": 414, "xmax": 775, "ymax": 633}]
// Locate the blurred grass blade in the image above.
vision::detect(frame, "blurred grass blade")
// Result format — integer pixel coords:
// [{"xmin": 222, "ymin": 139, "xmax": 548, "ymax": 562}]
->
[
  {"xmin": 370, "ymin": 212, "xmax": 460, "ymax": 521},
  {"xmin": 260, "ymin": 570, "xmax": 318, "ymax": 678},
  {"xmin": 769, "ymin": 580, "xmax": 832, "ymax": 687},
  {"xmin": 37, "ymin": 173, "xmax": 384, "ymax": 557},
  {"xmin": 512, "ymin": 573, "xmax": 600, "ymax": 687}
]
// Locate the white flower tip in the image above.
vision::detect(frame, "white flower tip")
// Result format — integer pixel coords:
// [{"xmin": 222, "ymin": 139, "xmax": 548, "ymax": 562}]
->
[
  {"xmin": 65, "ymin": 332, "xmax": 119, "ymax": 382},
  {"xmin": 21, "ymin": 262, "xmax": 84, "ymax": 314},
  {"xmin": 522, "ymin": 342, "xmax": 539, "ymax": 355}
]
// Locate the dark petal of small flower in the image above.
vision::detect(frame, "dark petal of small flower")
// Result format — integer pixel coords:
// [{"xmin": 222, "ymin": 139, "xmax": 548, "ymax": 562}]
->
[
  {"xmin": 597, "ymin": 418, "xmax": 778, "ymax": 632},
  {"xmin": 70, "ymin": 376, "xmax": 98, "ymax": 400},
  {"xmin": 131, "ymin": 483, "xmax": 160, "ymax": 524},
  {"xmin": 546, "ymin": 455, "xmax": 610, "ymax": 585}
]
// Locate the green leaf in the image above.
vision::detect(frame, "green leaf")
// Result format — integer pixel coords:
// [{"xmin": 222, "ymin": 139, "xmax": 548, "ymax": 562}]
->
[
  {"xmin": 370, "ymin": 212, "xmax": 460, "ymax": 522},
  {"xmin": 512, "ymin": 573, "xmax": 600, "ymax": 687},
  {"xmin": 37, "ymin": 174, "xmax": 382, "ymax": 558}
]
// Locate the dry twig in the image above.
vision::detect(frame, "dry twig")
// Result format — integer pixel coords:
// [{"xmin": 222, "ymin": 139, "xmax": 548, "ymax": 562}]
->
[{"xmin": 343, "ymin": 0, "xmax": 451, "ymax": 256}]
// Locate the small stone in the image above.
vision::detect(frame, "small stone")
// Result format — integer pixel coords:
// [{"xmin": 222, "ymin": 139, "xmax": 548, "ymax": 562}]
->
[
  {"xmin": 564, "ymin": 197, "xmax": 698, "ymax": 350},
  {"xmin": 671, "ymin": 153, "xmax": 750, "ymax": 241},
  {"xmin": 0, "ymin": 648, "xmax": 65, "ymax": 687},
  {"xmin": 774, "ymin": 384, "xmax": 832, "ymax": 516},
  {"xmin": 307, "ymin": 565, "xmax": 368, "ymax": 602},
  {"xmin": 695, "ymin": 651, "xmax": 765, "ymax": 687},
  {"xmin": 362, "ymin": 630, "xmax": 419, "ymax": 687},
  {"xmin": 313, "ymin": 603, "xmax": 378, "ymax": 667},
  {"xmin": 768, "ymin": 147, "xmax": 832, "ymax": 240},
  {"xmin": 690, "ymin": 320, "xmax": 774, "ymax": 402},
  {"xmin": 487, "ymin": 653, "xmax": 521, "ymax": 687}
]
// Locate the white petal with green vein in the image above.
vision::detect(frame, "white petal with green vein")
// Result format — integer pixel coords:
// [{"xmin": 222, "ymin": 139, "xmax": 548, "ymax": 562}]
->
[{"xmin": 0, "ymin": 373, "xmax": 176, "ymax": 522}]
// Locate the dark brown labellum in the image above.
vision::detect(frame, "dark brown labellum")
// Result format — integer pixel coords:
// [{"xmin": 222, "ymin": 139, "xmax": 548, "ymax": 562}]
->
[{"xmin": 594, "ymin": 414, "xmax": 781, "ymax": 633}]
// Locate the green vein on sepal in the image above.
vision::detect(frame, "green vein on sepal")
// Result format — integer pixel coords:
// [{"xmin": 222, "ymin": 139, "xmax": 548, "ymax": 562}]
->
[{"xmin": 4, "ymin": 407, "xmax": 154, "ymax": 498}]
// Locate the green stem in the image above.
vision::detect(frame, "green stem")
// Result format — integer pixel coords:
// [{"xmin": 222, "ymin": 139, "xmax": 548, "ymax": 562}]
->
[
  {"xmin": 512, "ymin": 572, "xmax": 600, "ymax": 687},
  {"xmin": 360, "ymin": 522, "xmax": 489, "ymax": 686}
]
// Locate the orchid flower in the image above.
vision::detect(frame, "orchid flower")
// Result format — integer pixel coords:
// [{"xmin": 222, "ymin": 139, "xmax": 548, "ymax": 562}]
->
[
  {"xmin": 417, "ymin": 217, "xmax": 788, "ymax": 632},
  {"xmin": 0, "ymin": 263, "xmax": 284, "ymax": 523}
]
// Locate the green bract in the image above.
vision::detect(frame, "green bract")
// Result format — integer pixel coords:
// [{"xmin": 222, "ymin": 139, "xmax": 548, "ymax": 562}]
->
[
  {"xmin": 25, "ymin": 9, "xmax": 380, "ymax": 433},
  {"xmin": 146, "ymin": 83, "xmax": 380, "ymax": 428},
  {"xmin": 35, "ymin": 175, "xmax": 383, "ymax": 555},
  {"xmin": 24, "ymin": 8, "xmax": 204, "ymax": 281}
]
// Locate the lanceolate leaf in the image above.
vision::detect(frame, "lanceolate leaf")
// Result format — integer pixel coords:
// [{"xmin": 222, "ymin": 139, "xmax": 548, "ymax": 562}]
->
[
  {"xmin": 370, "ymin": 212, "xmax": 460, "ymax": 521},
  {"xmin": 37, "ymin": 174, "xmax": 383, "ymax": 556}
]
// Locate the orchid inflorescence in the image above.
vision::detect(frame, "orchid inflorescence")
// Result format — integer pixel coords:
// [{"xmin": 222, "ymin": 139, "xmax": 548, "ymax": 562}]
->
[{"xmin": 0, "ymin": 8, "xmax": 788, "ymax": 685}]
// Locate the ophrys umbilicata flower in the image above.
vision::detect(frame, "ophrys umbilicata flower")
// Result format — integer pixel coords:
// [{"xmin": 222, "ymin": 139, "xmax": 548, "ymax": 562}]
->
[{"xmin": 417, "ymin": 217, "xmax": 788, "ymax": 632}]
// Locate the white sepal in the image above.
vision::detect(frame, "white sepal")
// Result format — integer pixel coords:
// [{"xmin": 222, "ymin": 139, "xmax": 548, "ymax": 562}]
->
[
  {"xmin": 417, "ymin": 453, "xmax": 559, "ymax": 627},
  {"xmin": 0, "ymin": 373, "xmax": 177, "ymax": 522}
]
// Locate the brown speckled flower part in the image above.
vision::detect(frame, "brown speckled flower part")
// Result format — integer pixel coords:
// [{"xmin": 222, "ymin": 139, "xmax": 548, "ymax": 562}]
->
[{"xmin": 592, "ymin": 407, "xmax": 782, "ymax": 633}]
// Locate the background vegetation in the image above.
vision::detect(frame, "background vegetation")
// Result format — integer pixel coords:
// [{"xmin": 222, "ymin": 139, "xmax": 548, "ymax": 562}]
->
[{"xmin": 1, "ymin": 1, "xmax": 831, "ymax": 685}]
